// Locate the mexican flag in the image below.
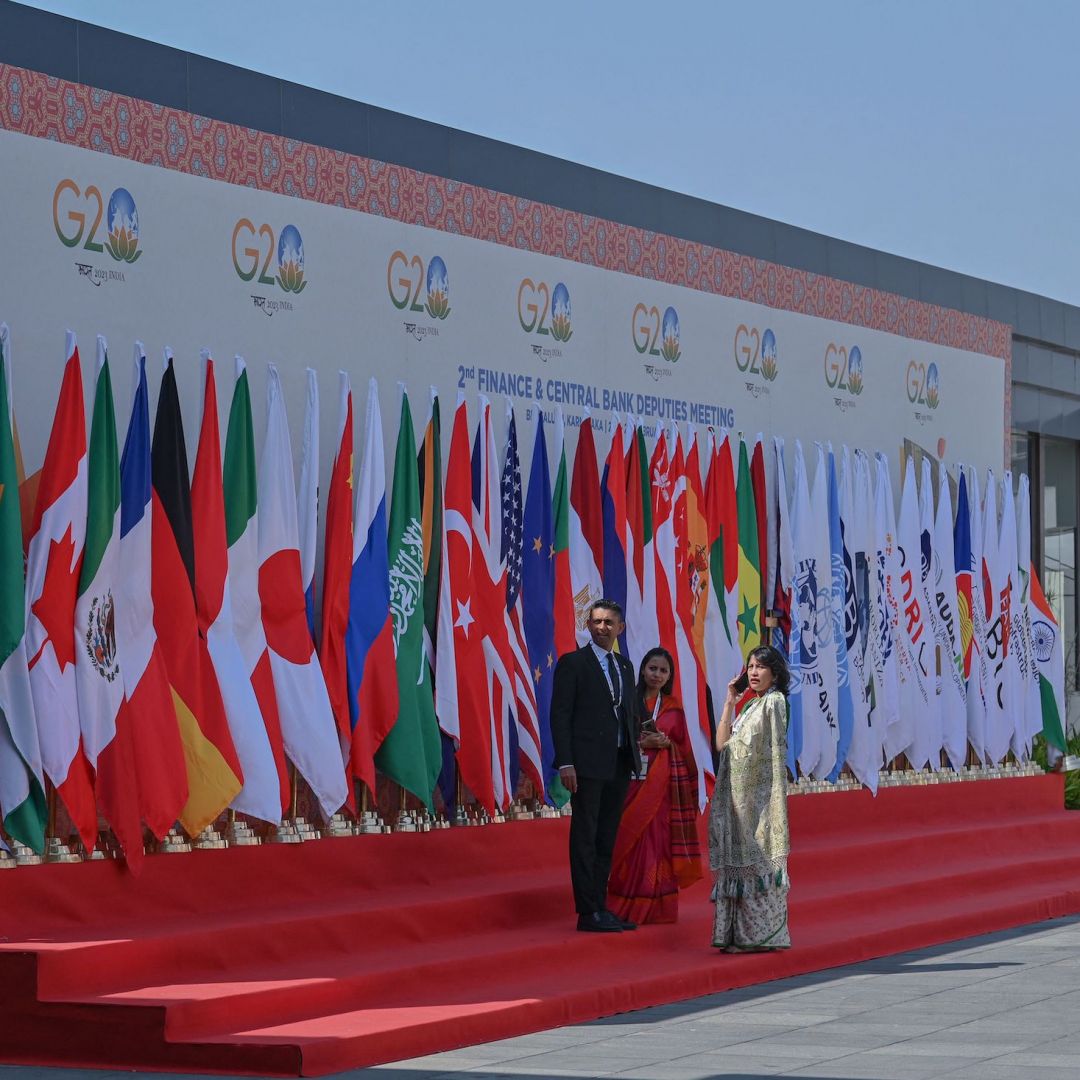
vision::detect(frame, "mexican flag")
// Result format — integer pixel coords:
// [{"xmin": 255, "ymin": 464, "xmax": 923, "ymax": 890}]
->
[
  {"xmin": 75, "ymin": 338, "xmax": 143, "ymax": 866},
  {"xmin": 0, "ymin": 323, "xmax": 45, "ymax": 852}
]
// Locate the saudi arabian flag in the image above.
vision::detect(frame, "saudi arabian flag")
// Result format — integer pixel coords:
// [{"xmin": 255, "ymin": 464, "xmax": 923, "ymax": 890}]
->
[
  {"xmin": 736, "ymin": 438, "xmax": 762, "ymax": 650},
  {"xmin": 0, "ymin": 326, "xmax": 46, "ymax": 852},
  {"xmin": 376, "ymin": 387, "xmax": 441, "ymax": 807}
]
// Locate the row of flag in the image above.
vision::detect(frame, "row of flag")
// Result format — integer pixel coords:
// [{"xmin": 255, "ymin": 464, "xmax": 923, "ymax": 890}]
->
[
  {"xmin": 773, "ymin": 441, "xmax": 1067, "ymax": 794},
  {"xmin": 0, "ymin": 326, "xmax": 1067, "ymax": 869}
]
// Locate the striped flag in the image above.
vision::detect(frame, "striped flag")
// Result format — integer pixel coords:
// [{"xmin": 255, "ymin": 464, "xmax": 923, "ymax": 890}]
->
[
  {"xmin": 25, "ymin": 332, "xmax": 97, "ymax": 851},
  {"xmin": 75, "ymin": 338, "xmax": 143, "ymax": 866},
  {"xmin": 601, "ymin": 417, "xmax": 627, "ymax": 652},
  {"xmin": 1029, "ymin": 557, "xmax": 1067, "ymax": 753},
  {"xmin": 346, "ymin": 378, "xmax": 399, "ymax": 797},
  {"xmin": 116, "ymin": 345, "xmax": 188, "ymax": 839},
  {"xmin": 191, "ymin": 353, "xmax": 282, "ymax": 823},
  {"xmin": 472, "ymin": 396, "xmax": 517, "ymax": 810},
  {"xmin": 502, "ymin": 402, "xmax": 543, "ymax": 794},
  {"xmin": 735, "ymin": 438, "xmax": 762, "ymax": 651},
  {"xmin": 625, "ymin": 421, "xmax": 658, "ymax": 668},
  {"xmin": 551, "ymin": 408, "xmax": 576, "ymax": 657},
  {"xmin": 152, "ymin": 351, "xmax": 243, "ymax": 835},
  {"xmin": 569, "ymin": 415, "xmax": 604, "ymax": 645},
  {"xmin": 0, "ymin": 323, "xmax": 45, "ymax": 853}
]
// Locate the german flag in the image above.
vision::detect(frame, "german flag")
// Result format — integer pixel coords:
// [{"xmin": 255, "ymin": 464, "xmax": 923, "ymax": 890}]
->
[{"xmin": 151, "ymin": 353, "xmax": 242, "ymax": 835}]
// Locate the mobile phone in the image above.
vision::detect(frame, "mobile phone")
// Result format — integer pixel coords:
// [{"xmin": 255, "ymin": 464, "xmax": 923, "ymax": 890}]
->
[{"xmin": 733, "ymin": 669, "xmax": 749, "ymax": 694}]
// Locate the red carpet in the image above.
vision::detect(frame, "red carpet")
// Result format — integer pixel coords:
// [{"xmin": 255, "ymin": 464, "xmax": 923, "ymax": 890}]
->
[{"xmin": 2, "ymin": 775, "xmax": 1080, "ymax": 1075}]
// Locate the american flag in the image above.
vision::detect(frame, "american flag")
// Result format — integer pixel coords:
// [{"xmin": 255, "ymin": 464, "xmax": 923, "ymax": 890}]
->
[{"xmin": 501, "ymin": 404, "xmax": 544, "ymax": 794}]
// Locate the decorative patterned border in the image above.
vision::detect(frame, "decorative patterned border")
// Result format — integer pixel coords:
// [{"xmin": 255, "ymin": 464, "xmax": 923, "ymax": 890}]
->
[{"xmin": 0, "ymin": 63, "xmax": 1013, "ymax": 378}]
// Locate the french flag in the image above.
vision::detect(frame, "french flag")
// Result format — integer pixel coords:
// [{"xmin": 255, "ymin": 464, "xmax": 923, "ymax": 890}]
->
[{"xmin": 344, "ymin": 378, "xmax": 399, "ymax": 796}]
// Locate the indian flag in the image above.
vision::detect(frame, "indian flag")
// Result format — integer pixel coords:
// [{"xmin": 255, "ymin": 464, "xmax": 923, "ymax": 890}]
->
[{"xmin": 1029, "ymin": 562, "xmax": 1067, "ymax": 754}]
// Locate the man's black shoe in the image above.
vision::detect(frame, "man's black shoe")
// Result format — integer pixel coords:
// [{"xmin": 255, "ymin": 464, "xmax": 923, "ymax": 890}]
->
[
  {"xmin": 605, "ymin": 909, "xmax": 637, "ymax": 931},
  {"xmin": 577, "ymin": 911, "xmax": 622, "ymax": 932}
]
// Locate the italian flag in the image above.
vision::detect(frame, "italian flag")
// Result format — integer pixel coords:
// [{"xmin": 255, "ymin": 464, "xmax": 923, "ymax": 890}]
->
[{"xmin": 0, "ymin": 323, "xmax": 45, "ymax": 853}]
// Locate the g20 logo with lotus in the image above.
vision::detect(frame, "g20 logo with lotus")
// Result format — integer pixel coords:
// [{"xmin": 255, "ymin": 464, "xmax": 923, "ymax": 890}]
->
[
  {"xmin": 518, "ymin": 279, "xmax": 573, "ymax": 342},
  {"xmin": 633, "ymin": 303, "xmax": 681, "ymax": 363},
  {"xmin": 907, "ymin": 360, "xmax": 940, "ymax": 411},
  {"xmin": 387, "ymin": 251, "xmax": 450, "ymax": 320},
  {"xmin": 824, "ymin": 343, "xmax": 865, "ymax": 396},
  {"xmin": 232, "ymin": 219, "xmax": 308, "ymax": 294},
  {"xmin": 734, "ymin": 325, "xmax": 779, "ymax": 391},
  {"xmin": 53, "ymin": 180, "xmax": 143, "ymax": 263}
]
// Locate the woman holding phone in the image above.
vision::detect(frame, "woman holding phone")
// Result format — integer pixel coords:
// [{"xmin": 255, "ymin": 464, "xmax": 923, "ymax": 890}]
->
[
  {"xmin": 608, "ymin": 648, "xmax": 702, "ymax": 924},
  {"xmin": 709, "ymin": 644, "xmax": 791, "ymax": 951}
]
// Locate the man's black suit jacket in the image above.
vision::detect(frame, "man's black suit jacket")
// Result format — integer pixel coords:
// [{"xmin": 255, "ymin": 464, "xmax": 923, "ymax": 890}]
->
[{"xmin": 550, "ymin": 646, "xmax": 642, "ymax": 780}]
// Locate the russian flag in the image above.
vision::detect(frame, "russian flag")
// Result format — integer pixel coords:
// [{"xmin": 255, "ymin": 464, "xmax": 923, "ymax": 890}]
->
[{"xmin": 345, "ymin": 378, "xmax": 399, "ymax": 796}]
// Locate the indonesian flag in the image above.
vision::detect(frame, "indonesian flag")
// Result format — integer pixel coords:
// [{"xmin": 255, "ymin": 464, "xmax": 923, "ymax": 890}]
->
[
  {"xmin": 74, "ymin": 337, "xmax": 143, "ymax": 867},
  {"xmin": 344, "ymin": 377, "xmax": 399, "ymax": 797},
  {"xmin": 115, "ymin": 345, "xmax": 188, "ymax": 840},
  {"xmin": 25, "ymin": 331, "xmax": 97, "ymax": 852},
  {"xmin": 191, "ymin": 353, "xmax": 282, "ymax": 824},
  {"xmin": 258, "ymin": 364, "xmax": 347, "ymax": 818},
  {"xmin": 319, "ymin": 372, "xmax": 354, "ymax": 776},
  {"xmin": 551, "ymin": 407, "xmax": 576, "ymax": 658},
  {"xmin": 152, "ymin": 350, "xmax": 243, "ymax": 836},
  {"xmin": 223, "ymin": 357, "xmax": 289, "ymax": 816},
  {"xmin": 569, "ymin": 415, "xmax": 604, "ymax": 646},
  {"xmin": 434, "ymin": 394, "xmax": 493, "ymax": 812}
]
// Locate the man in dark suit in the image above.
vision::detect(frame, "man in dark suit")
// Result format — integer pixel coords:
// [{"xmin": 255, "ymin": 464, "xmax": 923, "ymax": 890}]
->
[{"xmin": 550, "ymin": 599, "xmax": 642, "ymax": 932}]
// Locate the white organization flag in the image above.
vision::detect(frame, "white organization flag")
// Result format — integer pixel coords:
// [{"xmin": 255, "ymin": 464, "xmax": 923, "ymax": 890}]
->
[
  {"xmin": 917, "ymin": 459, "xmax": 944, "ymax": 769},
  {"xmin": 1000, "ymin": 476, "xmax": 1028, "ymax": 760},
  {"xmin": 806, "ymin": 444, "xmax": 839, "ymax": 777},
  {"xmin": 790, "ymin": 440, "xmax": 825, "ymax": 777},
  {"xmin": 893, "ymin": 456, "xmax": 931, "ymax": 763},
  {"xmin": 981, "ymin": 471, "xmax": 1012, "ymax": 765},
  {"xmin": 870, "ymin": 453, "xmax": 903, "ymax": 759},
  {"xmin": 1016, "ymin": 474, "xmax": 1043, "ymax": 750},
  {"xmin": 964, "ymin": 466, "xmax": 990, "ymax": 763},
  {"xmin": 839, "ymin": 447, "xmax": 876, "ymax": 790}
]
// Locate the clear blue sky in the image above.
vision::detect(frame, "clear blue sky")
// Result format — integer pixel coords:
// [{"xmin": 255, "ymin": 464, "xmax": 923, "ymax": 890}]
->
[{"xmin": 19, "ymin": 0, "xmax": 1080, "ymax": 306}]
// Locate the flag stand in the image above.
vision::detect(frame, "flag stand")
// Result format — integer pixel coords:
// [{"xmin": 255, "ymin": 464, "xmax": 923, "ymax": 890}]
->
[
  {"xmin": 394, "ymin": 784, "xmax": 416, "ymax": 832},
  {"xmin": 452, "ymin": 772, "xmax": 469, "ymax": 827},
  {"xmin": 356, "ymin": 783, "xmax": 386, "ymax": 834},
  {"xmin": 43, "ymin": 785, "xmax": 77, "ymax": 863}
]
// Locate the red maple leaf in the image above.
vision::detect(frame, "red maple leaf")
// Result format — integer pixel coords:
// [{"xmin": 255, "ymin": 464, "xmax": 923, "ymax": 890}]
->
[{"xmin": 30, "ymin": 526, "xmax": 81, "ymax": 672}]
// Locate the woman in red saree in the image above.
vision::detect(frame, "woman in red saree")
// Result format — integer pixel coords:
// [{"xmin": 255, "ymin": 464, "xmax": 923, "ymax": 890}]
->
[{"xmin": 608, "ymin": 648, "xmax": 703, "ymax": 924}]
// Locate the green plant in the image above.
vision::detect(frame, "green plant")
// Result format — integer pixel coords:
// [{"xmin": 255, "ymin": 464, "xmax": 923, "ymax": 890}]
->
[{"xmin": 1031, "ymin": 732, "xmax": 1080, "ymax": 809}]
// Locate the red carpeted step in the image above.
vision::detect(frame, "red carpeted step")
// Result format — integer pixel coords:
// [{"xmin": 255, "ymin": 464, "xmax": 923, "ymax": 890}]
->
[{"xmin": 2, "ymin": 775, "xmax": 1079, "ymax": 1076}]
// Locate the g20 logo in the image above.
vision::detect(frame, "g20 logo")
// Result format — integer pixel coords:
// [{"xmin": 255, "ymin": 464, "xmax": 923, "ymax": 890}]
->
[
  {"xmin": 231, "ymin": 219, "xmax": 307, "ymax": 294},
  {"xmin": 824, "ymin": 343, "xmax": 864, "ymax": 395},
  {"xmin": 734, "ymin": 325, "xmax": 779, "ymax": 380},
  {"xmin": 53, "ymin": 180, "xmax": 142, "ymax": 263},
  {"xmin": 387, "ymin": 251, "xmax": 450, "ymax": 319},
  {"xmin": 906, "ymin": 360, "xmax": 940, "ymax": 410},
  {"xmin": 518, "ymin": 279, "xmax": 572, "ymax": 342},
  {"xmin": 632, "ymin": 304, "xmax": 681, "ymax": 363}
]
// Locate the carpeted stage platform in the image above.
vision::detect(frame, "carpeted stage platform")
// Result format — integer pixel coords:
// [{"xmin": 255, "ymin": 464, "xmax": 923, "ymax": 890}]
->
[{"xmin": 2, "ymin": 774, "xmax": 1079, "ymax": 1076}]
